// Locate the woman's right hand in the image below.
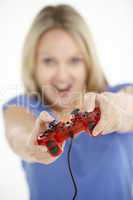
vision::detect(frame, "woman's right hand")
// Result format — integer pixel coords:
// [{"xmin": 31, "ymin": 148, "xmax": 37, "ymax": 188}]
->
[{"xmin": 27, "ymin": 111, "xmax": 65, "ymax": 165}]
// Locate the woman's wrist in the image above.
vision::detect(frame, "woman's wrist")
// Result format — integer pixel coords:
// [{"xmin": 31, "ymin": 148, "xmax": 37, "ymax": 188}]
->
[
  {"xmin": 117, "ymin": 93, "xmax": 133, "ymax": 133},
  {"xmin": 118, "ymin": 114, "xmax": 133, "ymax": 133}
]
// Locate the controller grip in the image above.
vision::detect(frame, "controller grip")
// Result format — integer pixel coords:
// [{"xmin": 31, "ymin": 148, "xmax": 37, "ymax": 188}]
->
[
  {"xmin": 46, "ymin": 140, "xmax": 62, "ymax": 157},
  {"xmin": 37, "ymin": 136, "xmax": 63, "ymax": 157},
  {"xmin": 37, "ymin": 107, "xmax": 101, "ymax": 157}
]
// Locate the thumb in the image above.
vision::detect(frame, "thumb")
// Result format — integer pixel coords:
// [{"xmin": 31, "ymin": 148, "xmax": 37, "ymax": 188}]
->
[
  {"xmin": 35, "ymin": 111, "xmax": 55, "ymax": 133},
  {"xmin": 29, "ymin": 111, "xmax": 55, "ymax": 146},
  {"xmin": 84, "ymin": 92, "xmax": 97, "ymax": 112},
  {"xmin": 92, "ymin": 116, "xmax": 107, "ymax": 136}
]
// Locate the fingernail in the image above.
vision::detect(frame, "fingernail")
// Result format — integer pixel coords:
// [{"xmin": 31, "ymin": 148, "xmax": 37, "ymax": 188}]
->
[
  {"xmin": 92, "ymin": 132, "xmax": 98, "ymax": 136},
  {"xmin": 93, "ymin": 131, "xmax": 103, "ymax": 136}
]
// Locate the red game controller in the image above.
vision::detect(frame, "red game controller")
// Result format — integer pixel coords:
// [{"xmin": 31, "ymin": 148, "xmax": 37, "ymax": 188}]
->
[{"xmin": 37, "ymin": 107, "xmax": 101, "ymax": 157}]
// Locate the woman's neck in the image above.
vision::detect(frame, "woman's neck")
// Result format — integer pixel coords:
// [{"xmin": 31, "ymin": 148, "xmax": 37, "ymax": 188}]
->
[
  {"xmin": 42, "ymin": 93, "xmax": 84, "ymax": 121},
  {"xmin": 52, "ymin": 99, "xmax": 84, "ymax": 122}
]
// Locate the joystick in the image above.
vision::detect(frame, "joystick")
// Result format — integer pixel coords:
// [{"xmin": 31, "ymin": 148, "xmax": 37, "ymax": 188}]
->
[{"xmin": 37, "ymin": 107, "xmax": 101, "ymax": 157}]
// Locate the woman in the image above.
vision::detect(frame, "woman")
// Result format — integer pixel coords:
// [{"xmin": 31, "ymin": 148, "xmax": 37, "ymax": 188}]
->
[{"xmin": 2, "ymin": 4, "xmax": 133, "ymax": 200}]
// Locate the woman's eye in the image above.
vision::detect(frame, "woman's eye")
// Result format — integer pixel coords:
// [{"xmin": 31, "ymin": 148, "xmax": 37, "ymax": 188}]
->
[
  {"xmin": 70, "ymin": 57, "xmax": 82, "ymax": 65},
  {"xmin": 42, "ymin": 58, "xmax": 55, "ymax": 65}
]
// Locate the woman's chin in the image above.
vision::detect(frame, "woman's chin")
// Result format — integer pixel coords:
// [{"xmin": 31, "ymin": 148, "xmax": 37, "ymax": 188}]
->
[
  {"xmin": 55, "ymin": 96, "xmax": 81, "ymax": 111},
  {"xmin": 44, "ymin": 90, "xmax": 82, "ymax": 110},
  {"xmin": 56, "ymin": 98, "xmax": 73, "ymax": 109}
]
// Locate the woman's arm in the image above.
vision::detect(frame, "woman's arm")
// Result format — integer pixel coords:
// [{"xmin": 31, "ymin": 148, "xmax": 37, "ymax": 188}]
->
[
  {"xmin": 3, "ymin": 106, "xmax": 36, "ymax": 161},
  {"xmin": 117, "ymin": 85, "xmax": 133, "ymax": 133},
  {"xmin": 84, "ymin": 89, "xmax": 133, "ymax": 136},
  {"xmin": 3, "ymin": 106, "xmax": 63, "ymax": 164}
]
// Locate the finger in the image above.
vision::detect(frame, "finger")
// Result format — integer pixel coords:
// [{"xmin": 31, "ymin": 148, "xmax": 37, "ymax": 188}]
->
[
  {"xmin": 29, "ymin": 111, "xmax": 55, "ymax": 146},
  {"xmin": 100, "ymin": 117, "xmax": 117, "ymax": 135},
  {"xmin": 84, "ymin": 92, "xmax": 97, "ymax": 112},
  {"xmin": 28, "ymin": 140, "xmax": 48, "ymax": 154},
  {"xmin": 92, "ymin": 116, "xmax": 108, "ymax": 136},
  {"xmin": 33, "ymin": 146, "xmax": 54, "ymax": 161},
  {"xmin": 35, "ymin": 111, "xmax": 55, "ymax": 132},
  {"xmin": 35, "ymin": 152, "xmax": 60, "ymax": 164}
]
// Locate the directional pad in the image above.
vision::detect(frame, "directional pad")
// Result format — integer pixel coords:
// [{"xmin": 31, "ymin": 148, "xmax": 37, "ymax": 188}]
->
[{"xmin": 71, "ymin": 108, "xmax": 80, "ymax": 115}]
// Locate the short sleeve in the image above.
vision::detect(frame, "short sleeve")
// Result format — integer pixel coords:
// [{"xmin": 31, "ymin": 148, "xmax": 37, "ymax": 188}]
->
[
  {"xmin": 106, "ymin": 82, "xmax": 133, "ymax": 93},
  {"xmin": 2, "ymin": 94, "xmax": 43, "ymax": 118}
]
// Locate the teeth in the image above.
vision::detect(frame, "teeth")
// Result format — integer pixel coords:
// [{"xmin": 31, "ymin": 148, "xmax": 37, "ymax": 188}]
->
[
  {"xmin": 54, "ymin": 85, "xmax": 71, "ymax": 91},
  {"xmin": 58, "ymin": 88, "xmax": 68, "ymax": 91}
]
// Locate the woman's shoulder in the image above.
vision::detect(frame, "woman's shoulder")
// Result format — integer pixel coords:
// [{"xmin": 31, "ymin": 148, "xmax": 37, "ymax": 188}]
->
[
  {"xmin": 3, "ymin": 94, "xmax": 36, "ymax": 109},
  {"xmin": 106, "ymin": 82, "xmax": 133, "ymax": 93},
  {"xmin": 2, "ymin": 93, "xmax": 43, "ymax": 118}
]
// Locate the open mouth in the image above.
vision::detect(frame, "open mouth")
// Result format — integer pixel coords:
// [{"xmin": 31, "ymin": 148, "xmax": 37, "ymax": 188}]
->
[{"xmin": 54, "ymin": 85, "xmax": 72, "ymax": 97}]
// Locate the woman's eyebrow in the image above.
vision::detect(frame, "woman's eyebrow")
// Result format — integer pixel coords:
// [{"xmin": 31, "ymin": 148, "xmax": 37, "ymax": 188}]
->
[
  {"xmin": 38, "ymin": 51, "xmax": 52, "ymax": 56},
  {"xmin": 38, "ymin": 51, "xmax": 83, "ymax": 57}
]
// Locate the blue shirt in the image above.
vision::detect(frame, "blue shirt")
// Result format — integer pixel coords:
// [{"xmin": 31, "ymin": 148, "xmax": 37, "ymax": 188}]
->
[{"xmin": 2, "ymin": 83, "xmax": 133, "ymax": 200}]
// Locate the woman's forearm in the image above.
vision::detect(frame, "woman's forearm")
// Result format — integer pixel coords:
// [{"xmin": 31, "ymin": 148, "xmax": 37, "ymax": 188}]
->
[
  {"xmin": 118, "ymin": 86, "xmax": 133, "ymax": 132},
  {"xmin": 84, "ymin": 91, "xmax": 133, "ymax": 136},
  {"xmin": 5, "ymin": 126, "xmax": 60, "ymax": 165},
  {"xmin": 6, "ymin": 127, "xmax": 35, "ymax": 162},
  {"xmin": 128, "ymin": 116, "xmax": 133, "ymax": 132},
  {"xmin": 122, "ymin": 113, "xmax": 133, "ymax": 132}
]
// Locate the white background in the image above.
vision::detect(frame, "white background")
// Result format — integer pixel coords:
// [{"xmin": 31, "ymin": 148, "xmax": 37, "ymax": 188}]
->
[{"xmin": 0, "ymin": 0, "xmax": 133, "ymax": 199}]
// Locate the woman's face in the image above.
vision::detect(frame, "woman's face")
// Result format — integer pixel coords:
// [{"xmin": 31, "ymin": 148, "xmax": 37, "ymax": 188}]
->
[{"xmin": 35, "ymin": 29, "xmax": 87, "ymax": 111}]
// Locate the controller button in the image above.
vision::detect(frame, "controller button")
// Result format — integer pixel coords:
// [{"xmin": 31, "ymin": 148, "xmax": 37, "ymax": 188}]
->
[
  {"xmin": 50, "ymin": 146, "xmax": 59, "ymax": 154},
  {"xmin": 71, "ymin": 108, "xmax": 80, "ymax": 115},
  {"xmin": 47, "ymin": 141, "xmax": 54, "ymax": 147},
  {"xmin": 88, "ymin": 122, "xmax": 96, "ymax": 130}
]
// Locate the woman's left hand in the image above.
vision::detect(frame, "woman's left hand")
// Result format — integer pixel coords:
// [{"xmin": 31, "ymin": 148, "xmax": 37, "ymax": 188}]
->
[{"xmin": 84, "ymin": 91, "xmax": 133, "ymax": 136}]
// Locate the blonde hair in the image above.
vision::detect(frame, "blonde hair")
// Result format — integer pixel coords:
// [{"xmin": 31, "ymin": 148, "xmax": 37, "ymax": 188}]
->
[{"xmin": 22, "ymin": 4, "xmax": 108, "ymax": 96}]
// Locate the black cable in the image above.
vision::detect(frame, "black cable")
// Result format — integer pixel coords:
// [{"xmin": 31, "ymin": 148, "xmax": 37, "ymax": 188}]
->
[{"xmin": 67, "ymin": 136, "xmax": 78, "ymax": 200}]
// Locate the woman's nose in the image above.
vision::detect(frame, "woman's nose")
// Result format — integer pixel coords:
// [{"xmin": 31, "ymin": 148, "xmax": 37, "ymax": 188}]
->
[{"xmin": 54, "ymin": 65, "xmax": 70, "ymax": 81}]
